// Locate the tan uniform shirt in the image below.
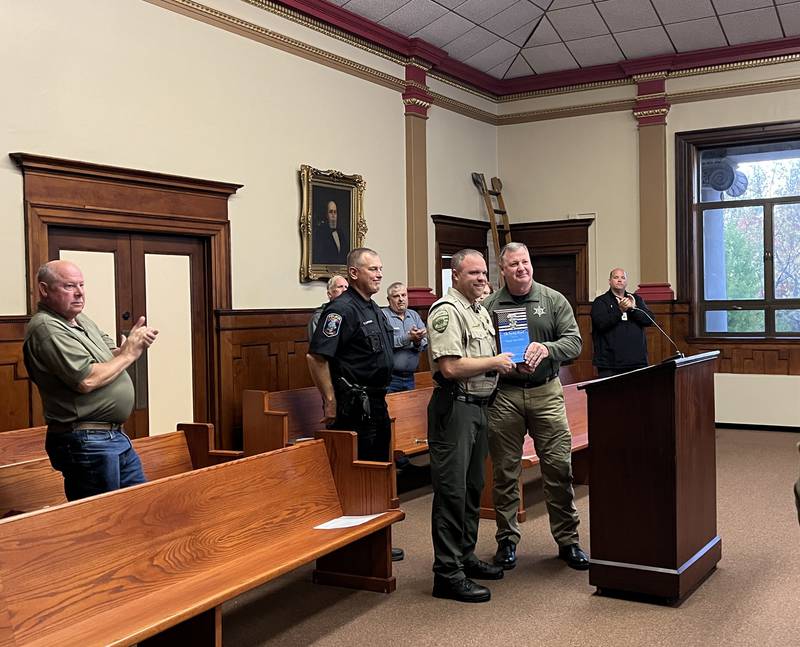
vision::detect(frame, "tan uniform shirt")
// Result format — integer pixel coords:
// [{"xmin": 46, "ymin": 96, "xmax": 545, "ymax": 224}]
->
[{"xmin": 427, "ymin": 287, "xmax": 498, "ymax": 397}]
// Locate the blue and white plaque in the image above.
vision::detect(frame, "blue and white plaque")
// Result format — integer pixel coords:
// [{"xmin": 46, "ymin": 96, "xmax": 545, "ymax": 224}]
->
[{"xmin": 492, "ymin": 307, "xmax": 530, "ymax": 364}]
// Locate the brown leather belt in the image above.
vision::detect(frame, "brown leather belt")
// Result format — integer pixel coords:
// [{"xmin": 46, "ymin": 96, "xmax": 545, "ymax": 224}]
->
[{"xmin": 48, "ymin": 421, "xmax": 123, "ymax": 434}]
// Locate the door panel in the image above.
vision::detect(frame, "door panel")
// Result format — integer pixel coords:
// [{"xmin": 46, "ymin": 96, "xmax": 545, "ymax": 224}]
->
[
  {"xmin": 58, "ymin": 250, "xmax": 118, "ymax": 340},
  {"xmin": 532, "ymin": 254, "xmax": 578, "ymax": 312},
  {"xmin": 144, "ymin": 253, "xmax": 194, "ymax": 435}
]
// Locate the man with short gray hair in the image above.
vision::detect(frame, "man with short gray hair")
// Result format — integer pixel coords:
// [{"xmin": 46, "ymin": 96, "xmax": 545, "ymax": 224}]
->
[
  {"xmin": 307, "ymin": 274, "xmax": 348, "ymax": 338},
  {"xmin": 23, "ymin": 260, "xmax": 158, "ymax": 501},
  {"xmin": 382, "ymin": 281, "xmax": 427, "ymax": 393}
]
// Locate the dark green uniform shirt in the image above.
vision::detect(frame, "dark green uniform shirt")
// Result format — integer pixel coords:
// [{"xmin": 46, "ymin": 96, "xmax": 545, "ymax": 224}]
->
[
  {"xmin": 23, "ymin": 304, "xmax": 135, "ymax": 425},
  {"xmin": 483, "ymin": 281, "xmax": 582, "ymax": 384}
]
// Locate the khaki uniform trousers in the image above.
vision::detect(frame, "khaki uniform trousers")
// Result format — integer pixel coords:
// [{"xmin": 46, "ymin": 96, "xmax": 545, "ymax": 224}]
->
[{"xmin": 487, "ymin": 378, "xmax": 579, "ymax": 547}]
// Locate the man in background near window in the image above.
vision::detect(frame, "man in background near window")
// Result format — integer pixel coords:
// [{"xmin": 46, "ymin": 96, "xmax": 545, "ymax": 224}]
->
[
  {"xmin": 382, "ymin": 281, "xmax": 427, "ymax": 393},
  {"xmin": 308, "ymin": 274, "xmax": 348, "ymax": 338},
  {"xmin": 590, "ymin": 268, "xmax": 654, "ymax": 378},
  {"xmin": 23, "ymin": 260, "xmax": 159, "ymax": 501}
]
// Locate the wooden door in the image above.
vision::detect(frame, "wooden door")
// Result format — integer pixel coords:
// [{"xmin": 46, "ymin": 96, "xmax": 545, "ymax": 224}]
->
[{"xmin": 48, "ymin": 229, "xmax": 210, "ymax": 438}]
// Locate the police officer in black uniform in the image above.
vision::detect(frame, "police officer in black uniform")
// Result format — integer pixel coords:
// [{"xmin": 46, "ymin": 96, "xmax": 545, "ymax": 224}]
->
[{"xmin": 307, "ymin": 247, "xmax": 404, "ymax": 561}]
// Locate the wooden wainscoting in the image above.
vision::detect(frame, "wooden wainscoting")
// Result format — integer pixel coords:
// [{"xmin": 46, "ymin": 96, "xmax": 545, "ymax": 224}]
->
[
  {"xmin": 0, "ymin": 317, "xmax": 43, "ymax": 431},
  {"xmin": 216, "ymin": 309, "xmax": 317, "ymax": 448}
]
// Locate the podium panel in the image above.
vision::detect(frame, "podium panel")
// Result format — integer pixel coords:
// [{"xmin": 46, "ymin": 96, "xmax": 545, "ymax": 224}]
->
[{"xmin": 580, "ymin": 352, "xmax": 721, "ymax": 601}]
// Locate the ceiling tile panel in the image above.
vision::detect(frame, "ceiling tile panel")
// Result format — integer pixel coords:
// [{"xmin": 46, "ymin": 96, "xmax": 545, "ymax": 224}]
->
[
  {"xmin": 712, "ymin": 0, "xmax": 773, "ymax": 15},
  {"xmin": 483, "ymin": 2, "xmax": 543, "ymax": 37},
  {"xmin": 330, "ymin": 0, "xmax": 349, "ymax": 6},
  {"xmin": 548, "ymin": 0, "xmax": 592, "ymax": 8},
  {"xmin": 455, "ymin": 0, "xmax": 518, "ymax": 23},
  {"xmin": 719, "ymin": 8, "xmax": 783, "ymax": 44},
  {"xmin": 379, "ymin": 0, "xmax": 448, "ymax": 35},
  {"xmin": 504, "ymin": 53, "xmax": 535, "ymax": 77},
  {"xmin": 596, "ymin": 0, "xmax": 660, "ymax": 32},
  {"xmin": 548, "ymin": 4, "xmax": 609, "ymax": 40},
  {"xmin": 528, "ymin": 16, "xmax": 561, "ymax": 45},
  {"xmin": 412, "ymin": 11, "xmax": 474, "ymax": 46},
  {"xmin": 650, "ymin": 0, "xmax": 715, "ymax": 23},
  {"xmin": 777, "ymin": 0, "xmax": 800, "ymax": 4},
  {"xmin": 666, "ymin": 17, "xmax": 728, "ymax": 51},
  {"xmin": 522, "ymin": 42, "xmax": 579, "ymax": 73},
  {"xmin": 614, "ymin": 26, "xmax": 675, "ymax": 58},
  {"xmin": 339, "ymin": 0, "xmax": 409, "ymax": 22},
  {"xmin": 506, "ymin": 19, "xmax": 540, "ymax": 45},
  {"xmin": 433, "ymin": 0, "xmax": 468, "ymax": 8},
  {"xmin": 567, "ymin": 34, "xmax": 624, "ymax": 66},
  {"xmin": 444, "ymin": 26, "xmax": 502, "ymax": 60},
  {"xmin": 465, "ymin": 39, "xmax": 521, "ymax": 71},
  {"xmin": 487, "ymin": 55, "xmax": 517, "ymax": 77},
  {"xmin": 778, "ymin": 3, "xmax": 800, "ymax": 37}
]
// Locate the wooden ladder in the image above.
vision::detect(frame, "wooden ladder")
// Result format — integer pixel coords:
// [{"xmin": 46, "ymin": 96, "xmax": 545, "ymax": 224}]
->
[{"xmin": 472, "ymin": 173, "xmax": 512, "ymax": 282}]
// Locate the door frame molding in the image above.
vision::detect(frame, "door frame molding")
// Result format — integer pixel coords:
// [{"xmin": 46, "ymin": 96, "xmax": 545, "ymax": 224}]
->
[{"xmin": 11, "ymin": 153, "xmax": 242, "ymax": 439}]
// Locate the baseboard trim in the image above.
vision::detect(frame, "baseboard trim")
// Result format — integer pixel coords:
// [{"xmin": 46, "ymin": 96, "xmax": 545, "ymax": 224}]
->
[{"xmin": 716, "ymin": 423, "xmax": 799, "ymax": 433}]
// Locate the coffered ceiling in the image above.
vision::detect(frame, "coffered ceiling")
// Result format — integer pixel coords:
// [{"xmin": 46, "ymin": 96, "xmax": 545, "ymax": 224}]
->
[{"xmin": 319, "ymin": 0, "xmax": 800, "ymax": 80}]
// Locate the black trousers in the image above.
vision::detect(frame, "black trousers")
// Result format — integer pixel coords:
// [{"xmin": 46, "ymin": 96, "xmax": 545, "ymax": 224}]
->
[{"xmin": 329, "ymin": 391, "xmax": 391, "ymax": 462}]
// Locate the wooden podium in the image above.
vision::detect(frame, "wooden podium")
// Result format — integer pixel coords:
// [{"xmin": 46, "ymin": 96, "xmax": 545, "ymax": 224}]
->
[{"xmin": 579, "ymin": 351, "xmax": 721, "ymax": 602}]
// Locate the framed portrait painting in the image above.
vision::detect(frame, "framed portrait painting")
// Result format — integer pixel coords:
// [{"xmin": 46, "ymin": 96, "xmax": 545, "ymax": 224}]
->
[{"xmin": 299, "ymin": 164, "xmax": 367, "ymax": 282}]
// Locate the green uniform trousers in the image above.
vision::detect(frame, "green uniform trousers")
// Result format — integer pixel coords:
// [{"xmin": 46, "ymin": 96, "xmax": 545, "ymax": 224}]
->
[
  {"xmin": 487, "ymin": 378, "xmax": 580, "ymax": 547},
  {"xmin": 428, "ymin": 389, "xmax": 488, "ymax": 580}
]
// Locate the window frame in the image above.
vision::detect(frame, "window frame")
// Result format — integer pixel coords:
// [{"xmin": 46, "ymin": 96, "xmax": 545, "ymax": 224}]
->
[{"xmin": 676, "ymin": 121, "xmax": 800, "ymax": 340}]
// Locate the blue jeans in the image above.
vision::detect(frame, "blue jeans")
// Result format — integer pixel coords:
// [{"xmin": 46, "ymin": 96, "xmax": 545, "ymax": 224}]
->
[
  {"xmin": 45, "ymin": 428, "xmax": 147, "ymax": 501},
  {"xmin": 388, "ymin": 373, "xmax": 415, "ymax": 393}
]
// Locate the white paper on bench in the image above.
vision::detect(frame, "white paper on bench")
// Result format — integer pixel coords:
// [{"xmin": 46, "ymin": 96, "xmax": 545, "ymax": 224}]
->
[{"xmin": 314, "ymin": 513, "xmax": 386, "ymax": 530}]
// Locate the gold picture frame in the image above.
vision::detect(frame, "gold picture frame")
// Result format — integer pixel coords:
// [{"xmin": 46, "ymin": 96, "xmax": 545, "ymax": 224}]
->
[{"xmin": 299, "ymin": 164, "xmax": 367, "ymax": 282}]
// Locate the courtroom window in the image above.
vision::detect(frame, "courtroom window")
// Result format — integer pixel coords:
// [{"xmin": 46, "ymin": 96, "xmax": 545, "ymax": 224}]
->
[{"xmin": 693, "ymin": 139, "xmax": 800, "ymax": 337}]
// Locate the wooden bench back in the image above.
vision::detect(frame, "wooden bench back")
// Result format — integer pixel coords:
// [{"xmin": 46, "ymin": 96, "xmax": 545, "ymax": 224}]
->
[
  {"xmin": 0, "ymin": 440, "xmax": 343, "ymax": 647},
  {"xmin": 0, "ymin": 424, "xmax": 218, "ymax": 517},
  {"xmin": 0, "ymin": 426, "xmax": 46, "ymax": 466},
  {"xmin": 386, "ymin": 387, "xmax": 432, "ymax": 459}
]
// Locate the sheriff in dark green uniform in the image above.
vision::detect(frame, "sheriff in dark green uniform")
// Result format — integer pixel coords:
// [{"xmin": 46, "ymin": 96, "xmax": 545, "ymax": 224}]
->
[
  {"xmin": 427, "ymin": 249, "xmax": 514, "ymax": 603},
  {"xmin": 483, "ymin": 242, "xmax": 588, "ymax": 572}
]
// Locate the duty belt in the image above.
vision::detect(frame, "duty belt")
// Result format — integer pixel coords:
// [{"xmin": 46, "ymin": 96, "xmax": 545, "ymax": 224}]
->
[
  {"xmin": 454, "ymin": 392, "xmax": 493, "ymax": 406},
  {"xmin": 500, "ymin": 374, "xmax": 557, "ymax": 389}
]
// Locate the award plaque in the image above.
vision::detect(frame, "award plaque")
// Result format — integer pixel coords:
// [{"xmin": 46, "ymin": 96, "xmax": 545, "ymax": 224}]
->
[{"xmin": 492, "ymin": 307, "xmax": 530, "ymax": 364}]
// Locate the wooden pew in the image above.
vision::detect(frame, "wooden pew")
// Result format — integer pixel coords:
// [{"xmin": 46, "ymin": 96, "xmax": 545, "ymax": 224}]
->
[
  {"xmin": 0, "ymin": 423, "xmax": 236, "ymax": 517},
  {"xmin": 242, "ymin": 384, "xmax": 431, "ymax": 461},
  {"xmin": 0, "ymin": 426, "xmax": 47, "ymax": 466},
  {"xmin": 0, "ymin": 433, "xmax": 403, "ymax": 647},
  {"xmin": 479, "ymin": 383, "xmax": 589, "ymax": 521}
]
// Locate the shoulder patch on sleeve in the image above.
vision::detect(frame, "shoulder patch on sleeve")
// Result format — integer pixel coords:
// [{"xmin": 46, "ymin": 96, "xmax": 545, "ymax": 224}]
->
[
  {"xmin": 431, "ymin": 309, "xmax": 449, "ymax": 333},
  {"xmin": 322, "ymin": 313, "xmax": 342, "ymax": 337}
]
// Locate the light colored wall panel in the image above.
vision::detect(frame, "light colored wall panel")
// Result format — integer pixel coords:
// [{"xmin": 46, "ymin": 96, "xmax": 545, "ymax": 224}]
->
[
  {"xmin": 715, "ymin": 373, "xmax": 800, "ymax": 427},
  {"xmin": 0, "ymin": 0, "xmax": 404, "ymax": 313},
  {"xmin": 498, "ymin": 110, "xmax": 638, "ymax": 297},
  {"xmin": 145, "ymin": 254, "xmax": 193, "ymax": 435},
  {"xmin": 427, "ymin": 106, "xmax": 498, "ymax": 283},
  {"xmin": 59, "ymin": 251, "xmax": 117, "ymax": 339}
]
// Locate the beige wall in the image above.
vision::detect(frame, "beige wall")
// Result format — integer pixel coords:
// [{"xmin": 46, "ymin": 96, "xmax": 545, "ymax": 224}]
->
[
  {"xmin": 498, "ymin": 110, "xmax": 639, "ymax": 297},
  {"xmin": 426, "ymin": 105, "xmax": 498, "ymax": 283},
  {"xmin": 0, "ymin": 0, "xmax": 406, "ymax": 313}
]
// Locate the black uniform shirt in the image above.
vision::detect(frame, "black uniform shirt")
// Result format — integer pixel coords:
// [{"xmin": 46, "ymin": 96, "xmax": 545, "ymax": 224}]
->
[{"xmin": 309, "ymin": 288, "xmax": 394, "ymax": 389}]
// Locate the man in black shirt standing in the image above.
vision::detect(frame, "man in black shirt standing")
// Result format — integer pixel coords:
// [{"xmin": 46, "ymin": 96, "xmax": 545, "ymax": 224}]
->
[
  {"xmin": 307, "ymin": 247, "xmax": 403, "ymax": 561},
  {"xmin": 591, "ymin": 268, "xmax": 654, "ymax": 377}
]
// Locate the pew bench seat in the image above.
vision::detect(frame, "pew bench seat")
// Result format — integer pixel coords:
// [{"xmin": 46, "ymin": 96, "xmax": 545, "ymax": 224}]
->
[
  {"xmin": 0, "ymin": 423, "xmax": 234, "ymax": 517},
  {"xmin": 0, "ymin": 435, "xmax": 403, "ymax": 647}
]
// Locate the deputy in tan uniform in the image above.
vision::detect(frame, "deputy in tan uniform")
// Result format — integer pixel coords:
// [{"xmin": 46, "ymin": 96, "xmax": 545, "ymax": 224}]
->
[{"xmin": 427, "ymin": 249, "xmax": 515, "ymax": 603}]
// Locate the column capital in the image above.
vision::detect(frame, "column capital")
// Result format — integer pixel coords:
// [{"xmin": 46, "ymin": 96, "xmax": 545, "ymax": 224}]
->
[
  {"xmin": 403, "ymin": 64, "xmax": 433, "ymax": 118},
  {"xmin": 633, "ymin": 75, "xmax": 670, "ymax": 127}
]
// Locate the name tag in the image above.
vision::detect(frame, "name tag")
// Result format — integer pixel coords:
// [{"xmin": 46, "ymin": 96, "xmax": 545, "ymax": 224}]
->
[{"xmin": 621, "ymin": 312, "xmax": 628, "ymax": 321}]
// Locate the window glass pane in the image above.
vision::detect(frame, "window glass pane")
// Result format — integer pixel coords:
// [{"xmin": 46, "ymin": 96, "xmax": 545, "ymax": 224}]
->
[
  {"xmin": 700, "ymin": 141, "xmax": 800, "ymax": 202},
  {"xmin": 773, "ymin": 204, "xmax": 800, "ymax": 299},
  {"xmin": 776, "ymin": 310, "xmax": 800, "ymax": 333},
  {"xmin": 702, "ymin": 207, "xmax": 763, "ymax": 300},
  {"xmin": 705, "ymin": 310, "xmax": 765, "ymax": 333}
]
